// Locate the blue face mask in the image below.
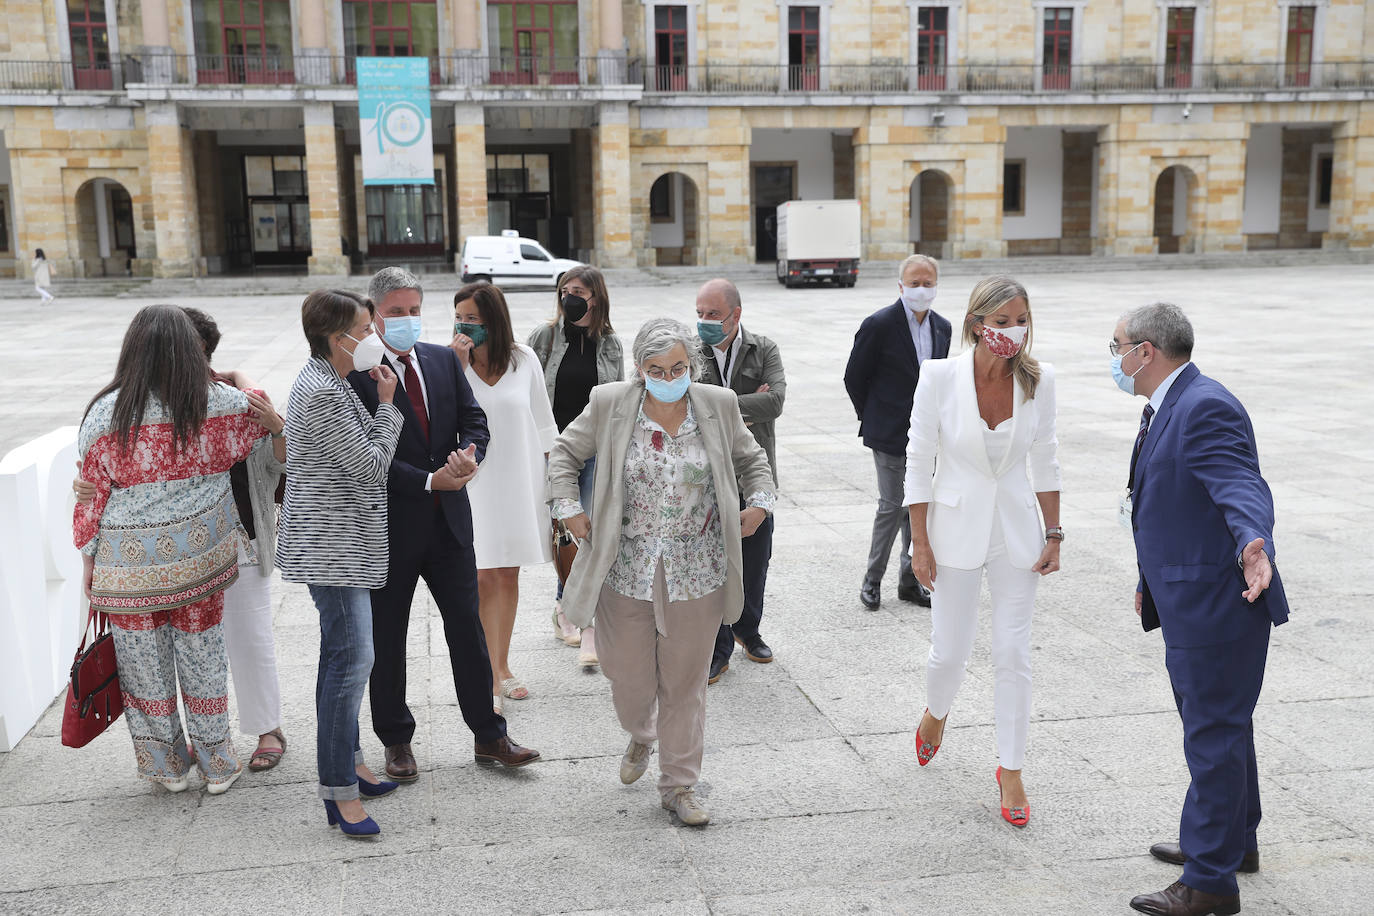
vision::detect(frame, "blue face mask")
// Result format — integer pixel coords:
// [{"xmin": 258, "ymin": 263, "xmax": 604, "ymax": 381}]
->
[
  {"xmin": 697, "ymin": 319, "xmax": 727, "ymax": 346},
  {"xmin": 1111, "ymin": 342, "xmax": 1144, "ymax": 395},
  {"xmin": 644, "ymin": 371, "xmax": 691, "ymax": 404},
  {"xmin": 380, "ymin": 315, "xmax": 422, "ymax": 353}
]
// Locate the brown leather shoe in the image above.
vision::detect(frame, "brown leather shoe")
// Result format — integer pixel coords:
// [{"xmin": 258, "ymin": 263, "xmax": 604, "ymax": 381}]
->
[
  {"xmin": 1150, "ymin": 841, "xmax": 1260, "ymax": 874},
  {"xmin": 1130, "ymin": 880, "xmax": 1240, "ymax": 915},
  {"xmin": 474, "ymin": 736, "xmax": 541, "ymax": 768},
  {"xmin": 384, "ymin": 743, "xmax": 419, "ymax": 782}
]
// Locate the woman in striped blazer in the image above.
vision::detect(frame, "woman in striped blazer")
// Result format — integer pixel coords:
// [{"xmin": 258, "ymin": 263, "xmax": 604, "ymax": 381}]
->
[{"xmin": 276, "ymin": 289, "xmax": 406, "ymax": 838}]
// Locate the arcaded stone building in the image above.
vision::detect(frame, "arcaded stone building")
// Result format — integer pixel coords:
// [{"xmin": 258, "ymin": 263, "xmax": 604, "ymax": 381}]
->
[{"xmin": 0, "ymin": 0, "xmax": 1370, "ymax": 277}]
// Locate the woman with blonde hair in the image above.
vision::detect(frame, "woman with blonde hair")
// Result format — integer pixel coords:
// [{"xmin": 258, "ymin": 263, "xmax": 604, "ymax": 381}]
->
[
  {"xmin": 528, "ymin": 264, "xmax": 624, "ymax": 664},
  {"xmin": 903, "ymin": 275, "xmax": 1062, "ymax": 828}
]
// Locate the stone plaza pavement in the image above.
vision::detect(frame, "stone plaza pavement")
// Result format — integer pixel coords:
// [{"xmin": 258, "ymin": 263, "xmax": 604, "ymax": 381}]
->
[{"xmin": 1, "ymin": 261, "xmax": 1371, "ymax": 914}]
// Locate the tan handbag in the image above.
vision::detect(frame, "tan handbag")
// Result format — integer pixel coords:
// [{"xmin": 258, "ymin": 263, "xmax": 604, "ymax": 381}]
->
[{"xmin": 552, "ymin": 518, "xmax": 578, "ymax": 585}]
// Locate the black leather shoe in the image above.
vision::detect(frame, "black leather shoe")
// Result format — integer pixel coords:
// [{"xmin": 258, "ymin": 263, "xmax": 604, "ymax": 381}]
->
[
  {"xmin": 1130, "ymin": 880, "xmax": 1240, "ymax": 915},
  {"xmin": 1150, "ymin": 841, "xmax": 1259, "ymax": 874},
  {"xmin": 736, "ymin": 634, "xmax": 774, "ymax": 663},
  {"xmin": 473, "ymin": 736, "xmax": 540, "ymax": 768},
  {"xmin": 859, "ymin": 581, "xmax": 880, "ymax": 610},
  {"xmin": 708, "ymin": 657, "xmax": 729, "ymax": 685},
  {"xmin": 897, "ymin": 581, "xmax": 932, "ymax": 607}
]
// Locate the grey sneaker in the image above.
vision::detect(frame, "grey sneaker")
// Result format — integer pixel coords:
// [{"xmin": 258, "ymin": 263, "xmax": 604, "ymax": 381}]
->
[
  {"xmin": 661, "ymin": 786, "xmax": 710, "ymax": 826},
  {"xmin": 620, "ymin": 739, "xmax": 653, "ymax": 785}
]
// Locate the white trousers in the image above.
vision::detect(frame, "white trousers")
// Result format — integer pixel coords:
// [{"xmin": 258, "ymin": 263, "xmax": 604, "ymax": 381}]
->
[
  {"xmin": 925, "ymin": 516, "xmax": 1039, "ymax": 770},
  {"xmin": 222, "ymin": 546, "xmax": 282, "ymax": 737}
]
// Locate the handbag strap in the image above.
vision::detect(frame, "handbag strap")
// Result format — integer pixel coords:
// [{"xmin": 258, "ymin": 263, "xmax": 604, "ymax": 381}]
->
[{"xmin": 77, "ymin": 604, "xmax": 111, "ymax": 654}]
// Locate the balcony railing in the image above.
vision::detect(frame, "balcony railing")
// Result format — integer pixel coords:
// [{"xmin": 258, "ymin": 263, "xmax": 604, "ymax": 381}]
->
[
  {"xmin": 640, "ymin": 61, "xmax": 1374, "ymax": 94},
  {"xmin": 0, "ymin": 59, "xmax": 126, "ymax": 91}
]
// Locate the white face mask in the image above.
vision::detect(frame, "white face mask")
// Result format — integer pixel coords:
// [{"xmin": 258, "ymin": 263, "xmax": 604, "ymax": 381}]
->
[
  {"xmin": 901, "ymin": 285, "xmax": 937, "ymax": 311},
  {"xmin": 344, "ymin": 332, "xmax": 385, "ymax": 372}
]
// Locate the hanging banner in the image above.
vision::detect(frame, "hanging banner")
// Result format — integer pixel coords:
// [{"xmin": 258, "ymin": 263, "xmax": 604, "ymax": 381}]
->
[{"xmin": 358, "ymin": 57, "xmax": 434, "ymax": 186}]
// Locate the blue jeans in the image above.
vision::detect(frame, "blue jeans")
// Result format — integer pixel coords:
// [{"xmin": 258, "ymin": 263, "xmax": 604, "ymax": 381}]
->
[
  {"xmin": 555, "ymin": 456, "xmax": 596, "ymax": 601},
  {"xmin": 309, "ymin": 584, "xmax": 374, "ymax": 801}
]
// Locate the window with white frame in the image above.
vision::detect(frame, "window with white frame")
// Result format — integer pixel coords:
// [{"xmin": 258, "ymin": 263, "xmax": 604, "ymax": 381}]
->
[
  {"xmin": 1156, "ymin": 2, "xmax": 1202, "ymax": 89},
  {"xmin": 1032, "ymin": 1, "xmax": 1086, "ymax": 91},
  {"xmin": 908, "ymin": 1, "xmax": 961, "ymax": 90},
  {"xmin": 642, "ymin": 1, "xmax": 698, "ymax": 91},
  {"xmin": 1276, "ymin": 1, "xmax": 1328, "ymax": 87},
  {"xmin": 776, "ymin": 0, "xmax": 830, "ymax": 91}
]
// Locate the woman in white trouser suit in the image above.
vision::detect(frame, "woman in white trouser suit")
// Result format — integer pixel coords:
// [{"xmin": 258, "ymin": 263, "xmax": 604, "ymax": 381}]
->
[{"xmin": 904, "ymin": 275, "xmax": 1062, "ymax": 828}]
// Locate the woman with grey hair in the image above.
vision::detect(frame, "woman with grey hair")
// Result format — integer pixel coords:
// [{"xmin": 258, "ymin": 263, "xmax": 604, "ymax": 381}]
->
[{"xmin": 547, "ymin": 318, "xmax": 775, "ymax": 826}]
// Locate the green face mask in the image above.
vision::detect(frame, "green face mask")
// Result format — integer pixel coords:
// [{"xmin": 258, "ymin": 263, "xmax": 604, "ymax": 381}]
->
[{"xmin": 454, "ymin": 322, "xmax": 488, "ymax": 347}]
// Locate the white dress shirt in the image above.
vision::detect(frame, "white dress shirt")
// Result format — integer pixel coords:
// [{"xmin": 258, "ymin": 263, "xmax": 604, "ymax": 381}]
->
[
  {"xmin": 906, "ymin": 307, "xmax": 934, "ymax": 364},
  {"xmin": 384, "ymin": 348, "xmax": 435, "ymax": 491},
  {"xmin": 712, "ymin": 329, "xmax": 744, "ymax": 385},
  {"xmin": 1148, "ymin": 361, "xmax": 1191, "ymax": 417}
]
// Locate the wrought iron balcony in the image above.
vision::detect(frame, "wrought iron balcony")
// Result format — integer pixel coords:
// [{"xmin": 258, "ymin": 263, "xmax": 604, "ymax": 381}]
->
[
  {"xmin": 0, "ymin": 59, "xmax": 126, "ymax": 91},
  {"xmin": 639, "ymin": 61, "xmax": 1374, "ymax": 94}
]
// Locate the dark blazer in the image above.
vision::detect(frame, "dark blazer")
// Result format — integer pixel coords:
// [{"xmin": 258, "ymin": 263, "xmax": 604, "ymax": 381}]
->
[
  {"xmin": 844, "ymin": 300, "xmax": 952, "ymax": 455},
  {"xmin": 348, "ymin": 341, "xmax": 490, "ymax": 546},
  {"xmin": 1132, "ymin": 363, "xmax": 1289, "ymax": 647},
  {"xmin": 699, "ymin": 325, "xmax": 785, "ymax": 487}
]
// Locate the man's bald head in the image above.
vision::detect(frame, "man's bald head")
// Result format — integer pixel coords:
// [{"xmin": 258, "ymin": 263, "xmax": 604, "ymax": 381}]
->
[{"xmin": 696, "ymin": 278, "xmax": 741, "ymax": 315}]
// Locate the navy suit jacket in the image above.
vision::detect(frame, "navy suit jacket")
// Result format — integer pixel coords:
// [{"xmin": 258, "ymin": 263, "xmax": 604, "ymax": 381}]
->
[
  {"xmin": 1132, "ymin": 363, "xmax": 1289, "ymax": 648},
  {"xmin": 349, "ymin": 341, "xmax": 490, "ymax": 547},
  {"xmin": 843, "ymin": 300, "xmax": 952, "ymax": 455}
]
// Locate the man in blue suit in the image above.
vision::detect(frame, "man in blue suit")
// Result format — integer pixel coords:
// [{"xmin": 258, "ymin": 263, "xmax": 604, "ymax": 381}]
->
[
  {"xmin": 350, "ymin": 267, "xmax": 539, "ymax": 779},
  {"xmin": 1111, "ymin": 302, "xmax": 1288, "ymax": 916},
  {"xmin": 844, "ymin": 254, "xmax": 952, "ymax": 611}
]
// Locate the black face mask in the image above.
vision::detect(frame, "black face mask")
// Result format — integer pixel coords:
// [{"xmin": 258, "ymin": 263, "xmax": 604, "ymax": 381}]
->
[{"xmin": 562, "ymin": 294, "xmax": 589, "ymax": 324}]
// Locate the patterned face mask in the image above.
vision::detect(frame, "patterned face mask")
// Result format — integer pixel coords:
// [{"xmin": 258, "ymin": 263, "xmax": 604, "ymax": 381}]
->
[{"xmin": 981, "ymin": 323, "xmax": 1027, "ymax": 359}]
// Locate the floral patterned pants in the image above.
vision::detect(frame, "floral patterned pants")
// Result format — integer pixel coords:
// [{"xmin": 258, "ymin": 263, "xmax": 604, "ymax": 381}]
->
[{"xmin": 109, "ymin": 592, "xmax": 239, "ymax": 786}]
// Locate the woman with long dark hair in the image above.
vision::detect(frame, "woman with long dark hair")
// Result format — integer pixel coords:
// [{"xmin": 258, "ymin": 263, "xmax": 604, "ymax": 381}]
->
[
  {"xmin": 74, "ymin": 304, "xmax": 272, "ymax": 794},
  {"xmin": 527, "ymin": 265, "xmax": 623, "ymax": 664},
  {"xmin": 450, "ymin": 281, "xmax": 557, "ymax": 713}
]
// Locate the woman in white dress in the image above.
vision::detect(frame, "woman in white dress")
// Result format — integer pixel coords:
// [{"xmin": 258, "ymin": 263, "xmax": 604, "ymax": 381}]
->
[{"xmin": 450, "ymin": 282, "xmax": 557, "ymax": 713}]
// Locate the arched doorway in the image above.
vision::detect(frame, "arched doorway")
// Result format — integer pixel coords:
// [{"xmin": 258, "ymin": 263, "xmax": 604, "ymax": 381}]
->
[
  {"xmin": 910, "ymin": 169, "xmax": 953, "ymax": 259},
  {"xmin": 648, "ymin": 172, "xmax": 701, "ymax": 266},
  {"xmin": 74, "ymin": 178, "xmax": 137, "ymax": 276},
  {"xmin": 1153, "ymin": 166, "xmax": 1197, "ymax": 254}
]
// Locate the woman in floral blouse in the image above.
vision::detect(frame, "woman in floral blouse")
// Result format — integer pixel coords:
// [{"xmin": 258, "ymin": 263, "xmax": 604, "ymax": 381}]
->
[
  {"xmin": 75, "ymin": 305, "xmax": 272, "ymax": 794},
  {"xmin": 547, "ymin": 318, "xmax": 775, "ymax": 827}
]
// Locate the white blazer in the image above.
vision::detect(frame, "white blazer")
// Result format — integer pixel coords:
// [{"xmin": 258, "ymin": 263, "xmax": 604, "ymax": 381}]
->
[{"xmin": 903, "ymin": 349, "xmax": 1061, "ymax": 571}]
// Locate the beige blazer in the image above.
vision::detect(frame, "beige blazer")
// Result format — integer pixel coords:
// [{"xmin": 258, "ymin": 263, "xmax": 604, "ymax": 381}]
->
[
  {"xmin": 903, "ymin": 349, "xmax": 1060, "ymax": 570},
  {"xmin": 546, "ymin": 380, "xmax": 775, "ymax": 628}
]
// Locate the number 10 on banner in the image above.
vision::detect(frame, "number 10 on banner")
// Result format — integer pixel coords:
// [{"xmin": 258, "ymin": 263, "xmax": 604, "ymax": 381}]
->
[{"xmin": 357, "ymin": 57, "xmax": 435, "ymax": 186}]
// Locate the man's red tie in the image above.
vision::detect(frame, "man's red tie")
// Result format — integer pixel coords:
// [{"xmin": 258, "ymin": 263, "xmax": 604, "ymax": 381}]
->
[{"xmin": 396, "ymin": 353, "xmax": 430, "ymax": 443}]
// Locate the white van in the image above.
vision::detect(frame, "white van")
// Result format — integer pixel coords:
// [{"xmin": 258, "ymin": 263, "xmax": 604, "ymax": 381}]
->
[{"xmin": 459, "ymin": 231, "xmax": 583, "ymax": 287}]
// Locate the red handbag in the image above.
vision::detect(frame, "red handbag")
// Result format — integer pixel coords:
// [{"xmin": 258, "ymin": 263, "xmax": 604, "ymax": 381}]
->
[{"xmin": 60, "ymin": 607, "xmax": 124, "ymax": 748}]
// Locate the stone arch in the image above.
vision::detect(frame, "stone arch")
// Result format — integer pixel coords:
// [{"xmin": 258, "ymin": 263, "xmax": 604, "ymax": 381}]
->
[
  {"xmin": 637, "ymin": 164, "xmax": 707, "ymax": 267},
  {"xmin": 909, "ymin": 168, "xmax": 956, "ymax": 260},
  {"xmin": 1152, "ymin": 164, "xmax": 1202, "ymax": 254},
  {"xmin": 65, "ymin": 168, "xmax": 150, "ymax": 277}
]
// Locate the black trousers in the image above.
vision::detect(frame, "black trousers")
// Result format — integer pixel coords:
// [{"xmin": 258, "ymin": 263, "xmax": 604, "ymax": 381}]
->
[
  {"xmin": 714, "ymin": 513, "xmax": 774, "ymax": 664},
  {"xmin": 369, "ymin": 503, "xmax": 506, "ymax": 747}
]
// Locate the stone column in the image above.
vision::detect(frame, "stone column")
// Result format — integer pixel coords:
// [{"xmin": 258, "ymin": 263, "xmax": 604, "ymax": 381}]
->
[
  {"xmin": 1200, "ymin": 138, "xmax": 1247, "ymax": 253},
  {"xmin": 1093, "ymin": 123, "xmax": 1122, "ymax": 256},
  {"xmin": 140, "ymin": 0, "xmax": 175, "ymax": 84},
  {"xmin": 597, "ymin": 0, "xmax": 627, "ymax": 84},
  {"xmin": 591, "ymin": 103, "xmax": 633, "ymax": 267},
  {"xmin": 146, "ymin": 102, "xmax": 201, "ymax": 277},
  {"xmin": 451, "ymin": 0, "xmax": 483, "ymax": 84},
  {"xmin": 1326, "ymin": 104, "xmax": 1374, "ymax": 250},
  {"xmin": 298, "ymin": 0, "xmax": 332, "ymax": 84},
  {"xmin": 952, "ymin": 138, "xmax": 1007, "ymax": 259},
  {"xmin": 453, "ymin": 103, "xmax": 488, "ymax": 268},
  {"xmin": 304, "ymin": 103, "xmax": 349, "ymax": 275}
]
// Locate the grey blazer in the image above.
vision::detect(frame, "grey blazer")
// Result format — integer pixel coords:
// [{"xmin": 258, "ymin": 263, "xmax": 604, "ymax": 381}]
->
[
  {"xmin": 699, "ymin": 325, "xmax": 785, "ymax": 487},
  {"xmin": 527, "ymin": 320, "xmax": 624, "ymax": 406},
  {"xmin": 242, "ymin": 436, "xmax": 286, "ymax": 576},
  {"xmin": 546, "ymin": 381, "xmax": 775, "ymax": 629}
]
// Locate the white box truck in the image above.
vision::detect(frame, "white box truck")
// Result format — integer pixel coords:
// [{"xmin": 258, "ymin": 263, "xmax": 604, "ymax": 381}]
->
[{"xmin": 775, "ymin": 199, "xmax": 861, "ymax": 288}]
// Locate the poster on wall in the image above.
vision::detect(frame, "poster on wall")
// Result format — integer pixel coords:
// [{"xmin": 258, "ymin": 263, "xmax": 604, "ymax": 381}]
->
[{"xmin": 357, "ymin": 57, "xmax": 435, "ymax": 186}]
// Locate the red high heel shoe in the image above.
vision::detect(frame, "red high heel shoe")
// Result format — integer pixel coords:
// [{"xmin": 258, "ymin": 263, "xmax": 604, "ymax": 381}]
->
[
  {"xmin": 915, "ymin": 709, "xmax": 942, "ymax": 766},
  {"xmin": 996, "ymin": 766, "xmax": 1030, "ymax": 828}
]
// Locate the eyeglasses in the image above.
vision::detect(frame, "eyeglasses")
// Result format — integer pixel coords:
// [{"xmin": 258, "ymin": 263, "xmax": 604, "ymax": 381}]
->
[
  {"xmin": 1108, "ymin": 340, "xmax": 1144, "ymax": 356},
  {"xmin": 644, "ymin": 363, "xmax": 690, "ymax": 381}
]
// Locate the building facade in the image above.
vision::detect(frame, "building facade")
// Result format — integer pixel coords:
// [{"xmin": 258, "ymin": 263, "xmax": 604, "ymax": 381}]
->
[{"xmin": 0, "ymin": 0, "xmax": 1370, "ymax": 278}]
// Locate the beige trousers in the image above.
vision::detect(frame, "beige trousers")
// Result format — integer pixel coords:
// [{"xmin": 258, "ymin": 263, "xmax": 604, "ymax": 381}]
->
[{"xmin": 595, "ymin": 562, "xmax": 725, "ymax": 799}]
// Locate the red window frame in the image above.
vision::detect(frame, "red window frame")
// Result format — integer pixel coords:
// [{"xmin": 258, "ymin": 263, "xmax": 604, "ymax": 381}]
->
[
  {"xmin": 201, "ymin": 0, "xmax": 294, "ymax": 84},
  {"xmin": 489, "ymin": 0, "xmax": 579, "ymax": 86},
  {"xmin": 788, "ymin": 6, "xmax": 820, "ymax": 91},
  {"xmin": 343, "ymin": 0, "xmax": 441, "ymax": 85},
  {"xmin": 654, "ymin": 6, "xmax": 688, "ymax": 91},
  {"xmin": 1164, "ymin": 8, "xmax": 1194, "ymax": 89},
  {"xmin": 1042, "ymin": 8, "xmax": 1073, "ymax": 90},
  {"xmin": 69, "ymin": 0, "xmax": 112, "ymax": 90},
  {"xmin": 917, "ymin": 7, "xmax": 949, "ymax": 91},
  {"xmin": 1285, "ymin": 6, "xmax": 1315, "ymax": 87}
]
